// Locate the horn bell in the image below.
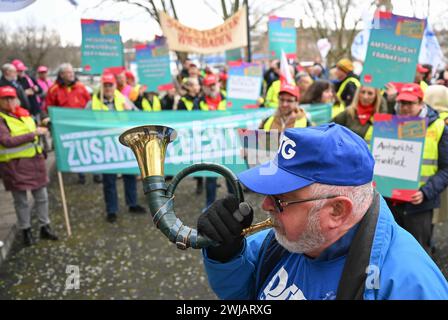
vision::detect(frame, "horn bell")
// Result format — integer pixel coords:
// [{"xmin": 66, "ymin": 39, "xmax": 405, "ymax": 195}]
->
[{"xmin": 119, "ymin": 125, "xmax": 177, "ymax": 178}]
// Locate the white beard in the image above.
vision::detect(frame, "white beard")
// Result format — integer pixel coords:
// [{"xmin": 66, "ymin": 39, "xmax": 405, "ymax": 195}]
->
[{"xmin": 274, "ymin": 205, "xmax": 326, "ymax": 254}]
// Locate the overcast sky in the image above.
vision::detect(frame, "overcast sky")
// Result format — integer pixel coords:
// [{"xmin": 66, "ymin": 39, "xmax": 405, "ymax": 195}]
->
[{"xmin": 0, "ymin": 0, "xmax": 446, "ymax": 46}]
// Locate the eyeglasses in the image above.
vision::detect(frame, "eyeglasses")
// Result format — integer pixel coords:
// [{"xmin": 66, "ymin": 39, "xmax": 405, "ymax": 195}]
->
[
  {"xmin": 268, "ymin": 194, "xmax": 340, "ymax": 213},
  {"xmin": 279, "ymin": 98, "xmax": 296, "ymax": 104}
]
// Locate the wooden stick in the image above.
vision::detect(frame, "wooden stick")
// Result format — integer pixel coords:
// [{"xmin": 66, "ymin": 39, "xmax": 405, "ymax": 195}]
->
[{"xmin": 57, "ymin": 171, "xmax": 72, "ymax": 237}]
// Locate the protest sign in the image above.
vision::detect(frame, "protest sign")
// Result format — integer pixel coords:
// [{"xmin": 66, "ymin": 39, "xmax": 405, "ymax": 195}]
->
[
  {"xmin": 225, "ymin": 48, "xmax": 244, "ymax": 63},
  {"xmin": 81, "ymin": 19, "xmax": 124, "ymax": 75},
  {"xmin": 371, "ymin": 114, "xmax": 427, "ymax": 201},
  {"xmin": 49, "ymin": 108, "xmax": 273, "ymax": 177},
  {"xmin": 135, "ymin": 40, "xmax": 173, "ymax": 92},
  {"xmin": 268, "ymin": 16, "xmax": 297, "ymax": 59},
  {"xmin": 226, "ymin": 63, "xmax": 263, "ymax": 109},
  {"xmin": 159, "ymin": 7, "xmax": 247, "ymax": 54},
  {"xmin": 360, "ymin": 12, "xmax": 425, "ymax": 88}
]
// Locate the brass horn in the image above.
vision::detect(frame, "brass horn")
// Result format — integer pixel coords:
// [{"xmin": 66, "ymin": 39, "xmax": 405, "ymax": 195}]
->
[{"xmin": 119, "ymin": 125, "xmax": 273, "ymax": 250}]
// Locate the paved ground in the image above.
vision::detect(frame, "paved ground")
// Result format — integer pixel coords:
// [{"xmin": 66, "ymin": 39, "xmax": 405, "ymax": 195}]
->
[{"xmin": 0, "ymin": 169, "xmax": 447, "ymax": 299}]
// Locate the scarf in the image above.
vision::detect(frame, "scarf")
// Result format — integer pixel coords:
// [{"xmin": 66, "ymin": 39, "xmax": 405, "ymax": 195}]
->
[
  {"xmin": 357, "ymin": 103, "xmax": 375, "ymax": 126},
  {"xmin": 205, "ymin": 94, "xmax": 222, "ymax": 111}
]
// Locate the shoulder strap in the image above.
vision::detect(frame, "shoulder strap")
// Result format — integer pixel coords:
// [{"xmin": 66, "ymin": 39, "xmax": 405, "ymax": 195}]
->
[
  {"xmin": 253, "ymin": 229, "xmax": 288, "ymax": 299},
  {"xmin": 336, "ymin": 191, "xmax": 381, "ymax": 300}
]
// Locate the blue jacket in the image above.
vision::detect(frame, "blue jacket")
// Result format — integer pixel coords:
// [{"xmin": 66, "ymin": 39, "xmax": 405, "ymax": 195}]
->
[{"xmin": 202, "ymin": 196, "xmax": 448, "ymax": 300}]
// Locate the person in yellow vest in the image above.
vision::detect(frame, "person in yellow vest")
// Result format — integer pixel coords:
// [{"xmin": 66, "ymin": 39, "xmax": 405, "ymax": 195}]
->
[
  {"xmin": 423, "ymin": 84, "xmax": 448, "ymax": 250},
  {"xmin": 85, "ymin": 73, "xmax": 137, "ymax": 111},
  {"xmin": 265, "ymin": 64, "xmax": 296, "ymax": 108},
  {"xmin": 385, "ymin": 83, "xmax": 448, "ymax": 253},
  {"xmin": 199, "ymin": 75, "xmax": 227, "ymax": 111},
  {"xmin": 332, "ymin": 86, "xmax": 388, "ymax": 146},
  {"xmin": 177, "ymin": 77, "xmax": 202, "ymax": 111},
  {"xmin": 259, "ymin": 83, "xmax": 310, "ymax": 131},
  {"xmin": 198, "ymin": 74, "xmax": 230, "ymax": 207},
  {"xmin": 0, "ymin": 86, "xmax": 58, "ymax": 246},
  {"xmin": 334, "ymin": 58, "xmax": 361, "ymax": 107},
  {"xmin": 424, "ymin": 85, "xmax": 448, "ymax": 124},
  {"xmin": 415, "ymin": 64, "xmax": 430, "ymax": 93},
  {"xmin": 85, "ymin": 74, "xmax": 145, "ymax": 223},
  {"xmin": 139, "ymin": 91, "xmax": 162, "ymax": 112}
]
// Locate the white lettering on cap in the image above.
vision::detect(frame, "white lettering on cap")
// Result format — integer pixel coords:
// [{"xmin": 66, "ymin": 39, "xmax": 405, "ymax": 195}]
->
[{"xmin": 278, "ymin": 135, "xmax": 296, "ymax": 160}]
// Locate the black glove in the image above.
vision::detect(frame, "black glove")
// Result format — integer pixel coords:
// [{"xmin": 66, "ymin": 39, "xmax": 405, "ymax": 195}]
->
[{"xmin": 198, "ymin": 195, "xmax": 253, "ymax": 262}]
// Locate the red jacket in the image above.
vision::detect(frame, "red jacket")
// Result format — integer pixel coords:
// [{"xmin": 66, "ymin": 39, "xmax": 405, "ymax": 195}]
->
[{"xmin": 44, "ymin": 81, "xmax": 91, "ymax": 112}]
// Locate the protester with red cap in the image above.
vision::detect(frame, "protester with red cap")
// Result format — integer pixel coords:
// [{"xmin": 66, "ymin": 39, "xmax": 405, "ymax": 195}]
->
[
  {"xmin": 12, "ymin": 59, "xmax": 43, "ymax": 118},
  {"xmin": 259, "ymin": 83, "xmax": 310, "ymax": 131},
  {"xmin": 198, "ymin": 73, "xmax": 230, "ymax": 208},
  {"xmin": 85, "ymin": 73, "xmax": 145, "ymax": 223},
  {"xmin": 386, "ymin": 82, "xmax": 448, "ymax": 253},
  {"xmin": 0, "ymin": 86, "xmax": 58, "ymax": 246},
  {"xmin": 199, "ymin": 74, "xmax": 226, "ymax": 111},
  {"xmin": 415, "ymin": 64, "xmax": 430, "ymax": 93},
  {"xmin": 36, "ymin": 65, "xmax": 53, "ymax": 97}
]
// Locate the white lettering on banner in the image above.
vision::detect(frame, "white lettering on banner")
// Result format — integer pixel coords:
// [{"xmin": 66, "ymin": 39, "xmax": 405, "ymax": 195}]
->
[
  {"xmin": 90, "ymin": 138, "xmax": 104, "ymax": 163},
  {"xmin": 278, "ymin": 135, "xmax": 296, "ymax": 160},
  {"xmin": 372, "ymin": 137, "xmax": 422, "ymax": 181},
  {"xmin": 62, "ymin": 135, "xmax": 134, "ymax": 171},
  {"xmin": 262, "ymin": 267, "xmax": 306, "ymax": 300}
]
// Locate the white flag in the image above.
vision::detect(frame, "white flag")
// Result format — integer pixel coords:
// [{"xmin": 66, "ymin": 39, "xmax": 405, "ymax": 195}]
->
[{"xmin": 280, "ymin": 50, "xmax": 294, "ymax": 85}]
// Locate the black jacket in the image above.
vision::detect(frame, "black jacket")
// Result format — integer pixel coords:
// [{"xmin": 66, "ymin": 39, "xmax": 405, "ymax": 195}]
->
[
  {"xmin": 17, "ymin": 74, "xmax": 43, "ymax": 116},
  {"xmin": 335, "ymin": 72, "xmax": 360, "ymax": 107},
  {"xmin": 0, "ymin": 76, "xmax": 31, "ymax": 112}
]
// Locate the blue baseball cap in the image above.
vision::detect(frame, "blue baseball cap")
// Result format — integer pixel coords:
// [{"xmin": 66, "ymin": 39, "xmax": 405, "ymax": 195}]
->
[{"xmin": 237, "ymin": 123, "xmax": 375, "ymax": 195}]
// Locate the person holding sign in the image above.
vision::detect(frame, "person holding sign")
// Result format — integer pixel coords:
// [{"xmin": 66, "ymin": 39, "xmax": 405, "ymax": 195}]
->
[
  {"xmin": 199, "ymin": 123, "xmax": 448, "ymax": 300},
  {"xmin": 0, "ymin": 86, "xmax": 58, "ymax": 246},
  {"xmin": 332, "ymin": 86, "xmax": 388, "ymax": 145},
  {"xmin": 259, "ymin": 83, "xmax": 310, "ymax": 131},
  {"xmin": 386, "ymin": 83, "xmax": 448, "ymax": 253},
  {"xmin": 85, "ymin": 74, "xmax": 145, "ymax": 223}
]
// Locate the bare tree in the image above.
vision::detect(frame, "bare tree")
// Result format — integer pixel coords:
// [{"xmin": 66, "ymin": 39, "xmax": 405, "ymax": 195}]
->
[
  {"xmin": 0, "ymin": 24, "xmax": 79, "ymax": 73},
  {"xmin": 303, "ymin": 0, "xmax": 376, "ymax": 65}
]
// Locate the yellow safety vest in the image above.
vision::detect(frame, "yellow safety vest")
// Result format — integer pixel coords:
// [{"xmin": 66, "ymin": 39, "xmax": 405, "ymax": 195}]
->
[
  {"xmin": 199, "ymin": 98, "xmax": 227, "ymax": 111},
  {"xmin": 332, "ymin": 102, "xmax": 345, "ymax": 118},
  {"xmin": 420, "ymin": 81, "xmax": 428, "ymax": 94},
  {"xmin": 438, "ymin": 111, "xmax": 448, "ymax": 122},
  {"xmin": 92, "ymin": 90, "xmax": 126, "ymax": 111},
  {"xmin": 336, "ymin": 76, "xmax": 361, "ymax": 102},
  {"xmin": 263, "ymin": 116, "xmax": 308, "ymax": 131},
  {"xmin": 420, "ymin": 118, "xmax": 445, "ymax": 187},
  {"xmin": 142, "ymin": 95, "xmax": 161, "ymax": 112},
  {"xmin": 0, "ymin": 112, "xmax": 41, "ymax": 162},
  {"xmin": 179, "ymin": 96, "xmax": 205, "ymax": 111},
  {"xmin": 265, "ymin": 80, "xmax": 281, "ymax": 108},
  {"xmin": 364, "ymin": 123, "xmax": 374, "ymax": 147}
]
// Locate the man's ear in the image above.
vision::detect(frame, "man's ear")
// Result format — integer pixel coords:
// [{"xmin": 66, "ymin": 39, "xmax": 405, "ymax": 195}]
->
[{"xmin": 327, "ymin": 197, "xmax": 353, "ymax": 229}]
